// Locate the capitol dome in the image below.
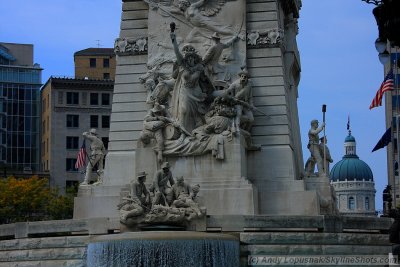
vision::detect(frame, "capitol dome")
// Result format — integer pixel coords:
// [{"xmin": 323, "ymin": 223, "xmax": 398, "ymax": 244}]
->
[
  {"xmin": 329, "ymin": 130, "xmax": 376, "ymax": 216},
  {"xmin": 330, "ymin": 134, "xmax": 373, "ymax": 182}
]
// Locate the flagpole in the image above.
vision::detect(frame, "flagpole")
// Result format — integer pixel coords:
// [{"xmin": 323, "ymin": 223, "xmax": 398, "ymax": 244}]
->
[
  {"xmin": 322, "ymin": 104, "xmax": 327, "ymax": 176},
  {"xmin": 395, "ymin": 49, "xmax": 399, "ymax": 208}
]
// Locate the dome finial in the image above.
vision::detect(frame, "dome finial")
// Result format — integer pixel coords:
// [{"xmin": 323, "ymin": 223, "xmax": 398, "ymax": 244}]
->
[{"xmin": 347, "ymin": 115, "xmax": 351, "ymax": 136}]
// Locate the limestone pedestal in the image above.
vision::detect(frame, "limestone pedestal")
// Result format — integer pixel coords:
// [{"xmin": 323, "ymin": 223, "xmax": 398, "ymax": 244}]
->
[
  {"xmin": 305, "ymin": 176, "xmax": 338, "ymax": 215},
  {"xmin": 73, "ymin": 185, "xmax": 125, "ymax": 219}
]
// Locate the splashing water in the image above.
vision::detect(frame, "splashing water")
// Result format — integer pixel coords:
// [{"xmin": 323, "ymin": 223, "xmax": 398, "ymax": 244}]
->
[{"xmin": 87, "ymin": 238, "xmax": 239, "ymax": 267}]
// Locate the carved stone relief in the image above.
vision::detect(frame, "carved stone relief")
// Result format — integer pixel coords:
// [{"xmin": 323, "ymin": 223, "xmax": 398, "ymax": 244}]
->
[
  {"xmin": 247, "ymin": 28, "xmax": 284, "ymax": 48},
  {"xmin": 114, "ymin": 37, "xmax": 148, "ymax": 56}
]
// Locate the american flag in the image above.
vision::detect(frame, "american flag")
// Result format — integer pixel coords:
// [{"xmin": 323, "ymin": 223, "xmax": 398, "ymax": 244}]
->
[
  {"xmin": 75, "ymin": 140, "xmax": 86, "ymax": 169},
  {"xmin": 369, "ymin": 69, "xmax": 394, "ymax": 109}
]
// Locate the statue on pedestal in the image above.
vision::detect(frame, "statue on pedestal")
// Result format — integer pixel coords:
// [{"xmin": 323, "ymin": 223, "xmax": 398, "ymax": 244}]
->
[
  {"xmin": 307, "ymin": 119, "xmax": 325, "ymax": 177},
  {"xmin": 81, "ymin": 129, "xmax": 105, "ymax": 185}
]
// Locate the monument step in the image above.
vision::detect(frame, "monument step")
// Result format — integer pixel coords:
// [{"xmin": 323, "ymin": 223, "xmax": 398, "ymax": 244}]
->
[
  {"xmin": 242, "ymin": 244, "xmax": 391, "ymax": 255},
  {"xmin": 0, "ymin": 236, "xmax": 89, "ymax": 251},
  {"xmin": 240, "ymin": 232, "xmax": 389, "ymax": 245},
  {"xmin": 0, "ymin": 259, "xmax": 85, "ymax": 267},
  {"xmin": 0, "ymin": 247, "xmax": 86, "ymax": 262}
]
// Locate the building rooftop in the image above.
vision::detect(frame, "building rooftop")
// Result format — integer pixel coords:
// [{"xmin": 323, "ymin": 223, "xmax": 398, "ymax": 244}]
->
[
  {"xmin": 74, "ymin": 48, "xmax": 115, "ymax": 57},
  {"xmin": 41, "ymin": 76, "xmax": 114, "ymax": 90}
]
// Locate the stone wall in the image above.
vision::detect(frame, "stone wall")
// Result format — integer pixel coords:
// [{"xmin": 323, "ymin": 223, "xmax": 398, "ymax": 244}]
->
[{"xmin": 0, "ymin": 216, "xmax": 393, "ymax": 266}]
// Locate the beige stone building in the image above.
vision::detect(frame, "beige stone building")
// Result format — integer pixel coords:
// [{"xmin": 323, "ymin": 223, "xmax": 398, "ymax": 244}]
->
[
  {"xmin": 41, "ymin": 48, "xmax": 115, "ymax": 190},
  {"xmin": 41, "ymin": 78, "xmax": 114, "ymax": 190},
  {"xmin": 74, "ymin": 48, "xmax": 116, "ymax": 80}
]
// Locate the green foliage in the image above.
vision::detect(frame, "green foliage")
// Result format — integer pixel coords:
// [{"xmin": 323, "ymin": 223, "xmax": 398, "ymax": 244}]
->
[{"xmin": 0, "ymin": 176, "xmax": 75, "ymax": 224}]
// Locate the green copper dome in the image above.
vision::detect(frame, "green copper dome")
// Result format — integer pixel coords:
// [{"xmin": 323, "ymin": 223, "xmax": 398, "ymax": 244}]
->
[
  {"xmin": 330, "ymin": 155, "xmax": 373, "ymax": 182},
  {"xmin": 330, "ymin": 132, "xmax": 373, "ymax": 182},
  {"xmin": 344, "ymin": 134, "xmax": 356, "ymax": 142}
]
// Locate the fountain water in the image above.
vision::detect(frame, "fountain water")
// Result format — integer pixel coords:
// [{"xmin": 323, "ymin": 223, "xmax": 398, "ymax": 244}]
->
[{"xmin": 87, "ymin": 231, "xmax": 239, "ymax": 267}]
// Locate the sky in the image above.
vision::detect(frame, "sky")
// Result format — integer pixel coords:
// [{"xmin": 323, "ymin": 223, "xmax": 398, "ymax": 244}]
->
[{"xmin": 0, "ymin": 0, "xmax": 388, "ymax": 211}]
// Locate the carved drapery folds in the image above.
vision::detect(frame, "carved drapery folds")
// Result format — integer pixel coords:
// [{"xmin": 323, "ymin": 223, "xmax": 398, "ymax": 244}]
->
[
  {"xmin": 114, "ymin": 37, "xmax": 148, "ymax": 56},
  {"xmin": 247, "ymin": 28, "xmax": 284, "ymax": 48}
]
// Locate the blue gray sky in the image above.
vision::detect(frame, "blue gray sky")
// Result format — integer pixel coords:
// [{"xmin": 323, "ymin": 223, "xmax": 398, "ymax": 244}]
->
[{"xmin": 0, "ymin": 0, "xmax": 387, "ymax": 211}]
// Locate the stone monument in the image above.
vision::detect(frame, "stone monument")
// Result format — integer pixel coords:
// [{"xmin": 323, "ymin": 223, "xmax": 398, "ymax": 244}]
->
[{"xmin": 74, "ymin": 0, "xmax": 334, "ymax": 219}]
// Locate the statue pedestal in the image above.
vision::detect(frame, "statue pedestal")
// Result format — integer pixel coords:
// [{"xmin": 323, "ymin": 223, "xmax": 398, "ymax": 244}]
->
[
  {"xmin": 135, "ymin": 134, "xmax": 258, "ymax": 215},
  {"xmin": 305, "ymin": 176, "xmax": 338, "ymax": 215}
]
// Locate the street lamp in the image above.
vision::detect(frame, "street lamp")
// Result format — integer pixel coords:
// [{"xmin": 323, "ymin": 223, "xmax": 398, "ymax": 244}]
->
[{"xmin": 362, "ymin": 0, "xmax": 400, "ymax": 48}]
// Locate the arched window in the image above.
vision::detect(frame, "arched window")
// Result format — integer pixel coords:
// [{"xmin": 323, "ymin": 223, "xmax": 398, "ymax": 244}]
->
[
  {"xmin": 365, "ymin": 197, "xmax": 370, "ymax": 210},
  {"xmin": 348, "ymin": 196, "xmax": 355, "ymax": 210}
]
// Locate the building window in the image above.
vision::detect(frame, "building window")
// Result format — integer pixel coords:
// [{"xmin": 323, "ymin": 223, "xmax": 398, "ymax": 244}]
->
[
  {"xmin": 66, "ymin": 136, "xmax": 79, "ymax": 149},
  {"xmin": 102, "ymin": 93, "xmax": 110, "ymax": 106},
  {"xmin": 90, "ymin": 115, "xmax": 99, "ymax": 128},
  {"xmin": 90, "ymin": 93, "xmax": 99, "ymax": 105},
  {"xmin": 103, "ymin": 73, "xmax": 110, "ymax": 79},
  {"xmin": 58, "ymin": 92, "xmax": 63, "ymax": 104},
  {"xmin": 102, "ymin": 115, "xmax": 110, "ymax": 128},
  {"xmin": 66, "ymin": 92, "xmax": 79, "ymax": 105},
  {"xmin": 90, "ymin": 58, "xmax": 96, "ymax": 68},
  {"xmin": 66, "ymin": 114, "xmax": 79, "ymax": 128},
  {"xmin": 365, "ymin": 197, "xmax": 370, "ymax": 210},
  {"xmin": 66, "ymin": 158, "xmax": 78, "ymax": 172},
  {"xmin": 348, "ymin": 196, "xmax": 355, "ymax": 210},
  {"xmin": 103, "ymin": 58, "xmax": 110, "ymax": 68},
  {"xmin": 102, "ymin": 137, "xmax": 109, "ymax": 150}
]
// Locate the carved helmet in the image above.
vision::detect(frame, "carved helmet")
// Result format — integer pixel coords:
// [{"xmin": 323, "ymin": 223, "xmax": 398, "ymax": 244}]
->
[
  {"xmin": 89, "ymin": 128, "xmax": 98, "ymax": 135},
  {"xmin": 161, "ymin": 162, "xmax": 170, "ymax": 169},
  {"xmin": 211, "ymin": 32, "xmax": 221, "ymax": 40},
  {"xmin": 137, "ymin": 171, "xmax": 147, "ymax": 179}
]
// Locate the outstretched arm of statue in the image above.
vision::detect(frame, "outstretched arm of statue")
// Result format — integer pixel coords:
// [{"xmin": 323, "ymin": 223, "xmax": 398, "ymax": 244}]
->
[{"xmin": 170, "ymin": 32, "xmax": 183, "ymax": 65}]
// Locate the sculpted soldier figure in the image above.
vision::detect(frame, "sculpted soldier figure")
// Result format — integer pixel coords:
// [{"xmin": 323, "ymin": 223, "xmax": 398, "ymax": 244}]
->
[
  {"xmin": 171, "ymin": 176, "xmax": 202, "ymax": 219},
  {"xmin": 139, "ymin": 102, "xmax": 172, "ymax": 163},
  {"xmin": 308, "ymin": 120, "xmax": 325, "ymax": 177},
  {"xmin": 118, "ymin": 171, "xmax": 151, "ymax": 223},
  {"xmin": 81, "ymin": 129, "xmax": 105, "ymax": 185},
  {"xmin": 202, "ymin": 32, "xmax": 238, "ymax": 80},
  {"xmin": 153, "ymin": 162, "xmax": 175, "ymax": 206},
  {"xmin": 130, "ymin": 171, "xmax": 151, "ymax": 210},
  {"xmin": 226, "ymin": 69, "xmax": 254, "ymax": 132}
]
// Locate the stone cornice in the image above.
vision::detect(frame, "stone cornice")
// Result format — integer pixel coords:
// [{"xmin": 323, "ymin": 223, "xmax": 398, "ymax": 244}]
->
[{"xmin": 280, "ymin": 0, "xmax": 301, "ymax": 18}]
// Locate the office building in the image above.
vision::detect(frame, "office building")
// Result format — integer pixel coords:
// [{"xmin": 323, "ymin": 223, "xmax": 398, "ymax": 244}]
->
[
  {"xmin": 384, "ymin": 51, "xmax": 400, "ymax": 205},
  {"xmin": 0, "ymin": 42, "xmax": 42, "ymax": 173},
  {"xmin": 74, "ymin": 48, "xmax": 115, "ymax": 80},
  {"xmin": 41, "ymin": 77, "xmax": 113, "ymax": 189}
]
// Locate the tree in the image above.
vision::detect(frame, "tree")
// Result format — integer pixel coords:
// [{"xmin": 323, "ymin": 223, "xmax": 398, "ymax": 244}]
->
[{"xmin": 0, "ymin": 176, "xmax": 74, "ymax": 224}]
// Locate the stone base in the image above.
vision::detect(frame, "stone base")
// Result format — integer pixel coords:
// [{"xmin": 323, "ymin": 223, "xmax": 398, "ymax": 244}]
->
[
  {"xmin": 73, "ymin": 184, "xmax": 128, "ymax": 219},
  {"xmin": 305, "ymin": 176, "xmax": 338, "ymax": 215}
]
